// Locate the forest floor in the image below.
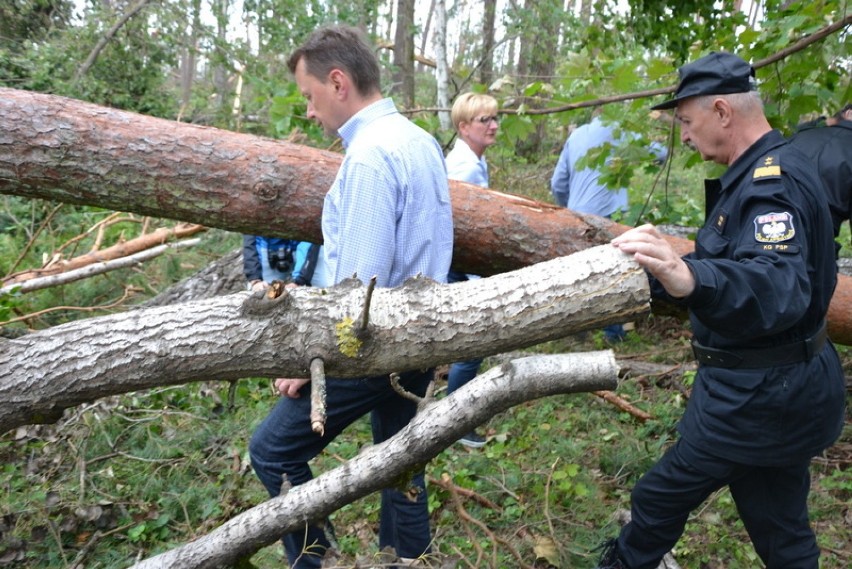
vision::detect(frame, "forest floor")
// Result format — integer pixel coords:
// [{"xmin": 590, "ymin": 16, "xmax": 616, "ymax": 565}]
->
[{"xmin": 1, "ymin": 312, "xmax": 849, "ymax": 569}]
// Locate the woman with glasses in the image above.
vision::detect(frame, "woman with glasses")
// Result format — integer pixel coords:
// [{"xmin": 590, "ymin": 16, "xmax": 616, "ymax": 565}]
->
[{"xmin": 446, "ymin": 93, "xmax": 500, "ymax": 188}]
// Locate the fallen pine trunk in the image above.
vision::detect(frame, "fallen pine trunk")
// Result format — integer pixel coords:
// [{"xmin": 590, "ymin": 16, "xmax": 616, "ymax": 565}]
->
[{"xmin": 0, "ymin": 87, "xmax": 849, "ymax": 344}]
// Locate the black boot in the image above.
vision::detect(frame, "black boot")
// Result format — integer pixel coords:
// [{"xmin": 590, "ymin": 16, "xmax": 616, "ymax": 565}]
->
[{"xmin": 594, "ymin": 538, "xmax": 629, "ymax": 568}]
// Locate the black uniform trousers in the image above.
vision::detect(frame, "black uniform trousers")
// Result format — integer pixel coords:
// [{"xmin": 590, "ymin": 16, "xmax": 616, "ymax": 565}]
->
[{"xmin": 617, "ymin": 438, "xmax": 818, "ymax": 569}]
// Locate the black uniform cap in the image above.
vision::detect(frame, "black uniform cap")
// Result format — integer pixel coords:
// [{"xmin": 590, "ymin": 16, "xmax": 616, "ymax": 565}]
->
[{"xmin": 651, "ymin": 52, "xmax": 757, "ymax": 110}]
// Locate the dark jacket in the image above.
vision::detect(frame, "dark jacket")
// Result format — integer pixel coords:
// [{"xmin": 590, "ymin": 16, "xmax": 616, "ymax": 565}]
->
[
  {"xmin": 650, "ymin": 130, "xmax": 845, "ymax": 466},
  {"xmin": 789, "ymin": 118, "xmax": 852, "ymax": 253}
]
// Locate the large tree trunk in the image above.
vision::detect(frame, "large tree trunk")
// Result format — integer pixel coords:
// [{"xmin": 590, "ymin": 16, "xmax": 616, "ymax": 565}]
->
[
  {"xmin": 141, "ymin": 248, "xmax": 245, "ymax": 307},
  {"xmin": 392, "ymin": 0, "xmax": 415, "ymax": 108},
  {"xmin": 0, "ymin": 87, "xmax": 850, "ymax": 345},
  {"xmin": 0, "ymin": 245, "xmax": 649, "ymax": 434},
  {"xmin": 130, "ymin": 351, "xmax": 619, "ymax": 569},
  {"xmin": 480, "ymin": 0, "xmax": 497, "ymax": 87}
]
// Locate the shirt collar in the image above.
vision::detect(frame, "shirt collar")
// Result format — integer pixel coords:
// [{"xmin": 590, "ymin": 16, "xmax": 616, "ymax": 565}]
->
[
  {"xmin": 337, "ymin": 98, "xmax": 398, "ymax": 150},
  {"xmin": 719, "ymin": 130, "xmax": 785, "ymax": 190}
]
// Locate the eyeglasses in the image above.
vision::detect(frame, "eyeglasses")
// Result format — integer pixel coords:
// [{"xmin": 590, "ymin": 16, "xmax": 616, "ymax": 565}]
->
[{"xmin": 475, "ymin": 115, "xmax": 500, "ymax": 124}]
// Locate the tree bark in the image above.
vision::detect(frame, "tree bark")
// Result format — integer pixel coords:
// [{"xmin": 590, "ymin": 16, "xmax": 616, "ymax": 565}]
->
[
  {"xmin": 392, "ymin": 0, "xmax": 416, "ymax": 108},
  {"xmin": 0, "ymin": 87, "xmax": 850, "ymax": 346},
  {"xmin": 0, "ymin": 245, "xmax": 648, "ymax": 434},
  {"xmin": 480, "ymin": 0, "xmax": 497, "ymax": 87},
  {"xmin": 433, "ymin": 0, "xmax": 451, "ymax": 131},
  {"xmin": 130, "ymin": 351, "xmax": 620, "ymax": 569},
  {"xmin": 141, "ymin": 248, "xmax": 245, "ymax": 307}
]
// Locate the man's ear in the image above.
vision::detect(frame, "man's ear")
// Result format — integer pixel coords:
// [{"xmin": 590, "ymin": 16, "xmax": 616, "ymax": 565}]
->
[
  {"xmin": 714, "ymin": 98, "xmax": 733, "ymax": 125},
  {"xmin": 328, "ymin": 69, "xmax": 347, "ymax": 99}
]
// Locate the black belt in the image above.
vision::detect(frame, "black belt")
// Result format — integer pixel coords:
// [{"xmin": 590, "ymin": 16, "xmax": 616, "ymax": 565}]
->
[{"xmin": 691, "ymin": 322, "xmax": 827, "ymax": 369}]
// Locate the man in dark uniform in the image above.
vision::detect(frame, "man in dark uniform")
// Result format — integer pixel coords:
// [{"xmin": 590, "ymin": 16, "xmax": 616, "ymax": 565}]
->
[
  {"xmin": 789, "ymin": 103, "xmax": 852, "ymax": 257},
  {"xmin": 596, "ymin": 52, "xmax": 846, "ymax": 569}
]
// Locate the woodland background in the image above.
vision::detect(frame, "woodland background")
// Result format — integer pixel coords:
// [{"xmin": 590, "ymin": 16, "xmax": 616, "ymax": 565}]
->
[{"xmin": 0, "ymin": 0, "xmax": 850, "ymax": 567}]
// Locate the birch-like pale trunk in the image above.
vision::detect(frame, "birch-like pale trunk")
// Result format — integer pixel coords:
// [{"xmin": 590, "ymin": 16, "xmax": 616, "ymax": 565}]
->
[
  {"xmin": 0, "ymin": 245, "xmax": 649, "ymax": 434},
  {"xmin": 434, "ymin": 0, "xmax": 451, "ymax": 131}
]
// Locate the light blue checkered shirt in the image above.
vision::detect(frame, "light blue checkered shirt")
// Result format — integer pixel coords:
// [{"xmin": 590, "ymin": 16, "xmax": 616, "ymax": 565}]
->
[{"xmin": 322, "ymin": 98, "xmax": 454, "ymax": 287}]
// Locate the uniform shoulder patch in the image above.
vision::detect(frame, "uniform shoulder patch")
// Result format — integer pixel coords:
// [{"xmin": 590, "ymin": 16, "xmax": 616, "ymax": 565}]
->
[
  {"xmin": 753, "ymin": 154, "xmax": 781, "ymax": 179},
  {"xmin": 754, "ymin": 211, "xmax": 795, "ymax": 243}
]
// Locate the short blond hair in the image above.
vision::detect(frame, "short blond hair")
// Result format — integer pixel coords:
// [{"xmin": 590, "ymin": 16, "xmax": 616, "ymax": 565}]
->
[{"xmin": 451, "ymin": 93, "xmax": 498, "ymax": 131}]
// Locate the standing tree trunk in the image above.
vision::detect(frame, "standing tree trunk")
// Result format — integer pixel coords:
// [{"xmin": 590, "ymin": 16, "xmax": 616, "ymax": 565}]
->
[
  {"xmin": 418, "ymin": 0, "xmax": 436, "ymax": 70},
  {"xmin": 513, "ymin": 0, "xmax": 561, "ymax": 157},
  {"xmin": 1, "ymin": 87, "xmax": 850, "ymax": 346},
  {"xmin": 178, "ymin": 0, "xmax": 202, "ymax": 119},
  {"xmin": 392, "ymin": 0, "xmax": 416, "ymax": 108},
  {"xmin": 434, "ymin": 0, "xmax": 451, "ymax": 130},
  {"xmin": 211, "ymin": 0, "xmax": 231, "ymax": 113},
  {"xmin": 579, "ymin": 0, "xmax": 592, "ymax": 26},
  {"xmin": 480, "ymin": 0, "xmax": 497, "ymax": 87}
]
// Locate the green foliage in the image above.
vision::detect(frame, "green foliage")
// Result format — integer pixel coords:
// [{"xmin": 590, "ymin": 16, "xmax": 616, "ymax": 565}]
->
[
  {"xmin": 0, "ymin": 288, "xmax": 23, "ymax": 322},
  {"xmin": 0, "ymin": 196, "xmax": 240, "ymax": 331},
  {"xmin": 266, "ymin": 80, "xmax": 325, "ymax": 141},
  {"xmin": 624, "ymin": 0, "xmax": 748, "ymax": 61}
]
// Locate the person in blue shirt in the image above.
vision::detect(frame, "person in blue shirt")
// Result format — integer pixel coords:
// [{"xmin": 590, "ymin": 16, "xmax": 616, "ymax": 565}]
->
[
  {"xmin": 551, "ymin": 113, "xmax": 667, "ymax": 342},
  {"xmin": 551, "ymin": 115, "xmax": 632, "ymax": 218},
  {"xmin": 242, "ymin": 235, "xmax": 330, "ymax": 291},
  {"xmin": 443, "ymin": 92, "xmax": 499, "ymax": 448},
  {"xmin": 248, "ymin": 25, "xmax": 453, "ymax": 569}
]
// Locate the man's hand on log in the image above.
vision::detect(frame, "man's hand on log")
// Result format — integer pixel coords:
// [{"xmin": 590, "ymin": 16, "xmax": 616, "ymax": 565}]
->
[
  {"xmin": 274, "ymin": 378, "xmax": 310, "ymax": 398},
  {"xmin": 611, "ymin": 224, "xmax": 695, "ymax": 299}
]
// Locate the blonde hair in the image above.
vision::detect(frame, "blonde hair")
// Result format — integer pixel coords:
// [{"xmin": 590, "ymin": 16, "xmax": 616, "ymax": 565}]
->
[{"xmin": 451, "ymin": 93, "xmax": 498, "ymax": 131}]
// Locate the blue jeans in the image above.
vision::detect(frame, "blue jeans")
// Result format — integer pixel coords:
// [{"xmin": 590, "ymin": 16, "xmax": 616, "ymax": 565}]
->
[
  {"xmin": 617, "ymin": 439, "xmax": 818, "ymax": 569},
  {"xmin": 603, "ymin": 323, "xmax": 626, "ymax": 342},
  {"xmin": 249, "ymin": 370, "xmax": 433, "ymax": 568},
  {"xmin": 446, "ymin": 270, "xmax": 484, "ymax": 396},
  {"xmin": 446, "ymin": 358, "xmax": 482, "ymax": 394}
]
